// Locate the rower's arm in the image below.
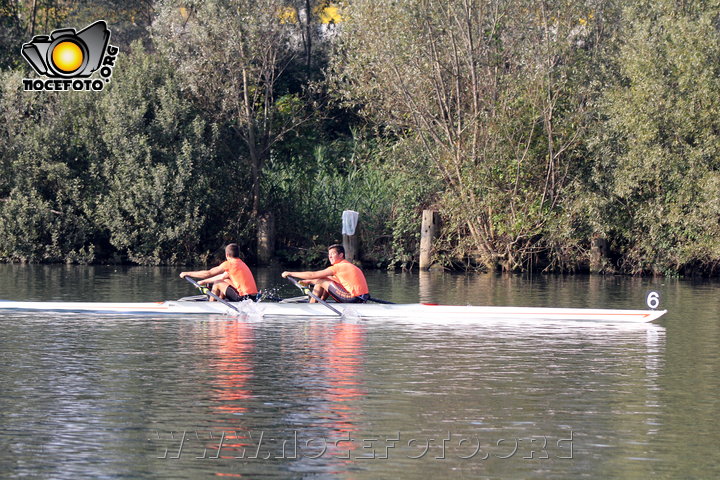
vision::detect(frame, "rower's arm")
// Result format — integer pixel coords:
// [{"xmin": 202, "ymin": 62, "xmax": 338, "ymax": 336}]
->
[
  {"xmin": 199, "ymin": 272, "xmax": 229, "ymax": 286},
  {"xmin": 282, "ymin": 267, "xmax": 334, "ymax": 280},
  {"xmin": 180, "ymin": 265, "xmax": 225, "ymax": 279}
]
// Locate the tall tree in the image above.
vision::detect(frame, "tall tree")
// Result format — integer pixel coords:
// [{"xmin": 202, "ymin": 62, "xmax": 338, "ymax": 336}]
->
[
  {"xmin": 332, "ymin": 0, "xmax": 607, "ymax": 271},
  {"xmin": 153, "ymin": 0, "xmax": 311, "ymax": 226},
  {"xmin": 596, "ymin": 0, "xmax": 720, "ymax": 274}
]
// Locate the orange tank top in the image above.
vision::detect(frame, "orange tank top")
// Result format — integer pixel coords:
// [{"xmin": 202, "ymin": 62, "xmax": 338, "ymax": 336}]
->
[
  {"xmin": 220, "ymin": 258, "xmax": 258, "ymax": 295},
  {"xmin": 328, "ymin": 259, "xmax": 369, "ymax": 296}
]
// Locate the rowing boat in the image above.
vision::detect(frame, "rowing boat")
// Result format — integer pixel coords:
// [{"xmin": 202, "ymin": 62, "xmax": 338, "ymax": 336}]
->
[{"xmin": 0, "ymin": 299, "xmax": 667, "ymax": 323}]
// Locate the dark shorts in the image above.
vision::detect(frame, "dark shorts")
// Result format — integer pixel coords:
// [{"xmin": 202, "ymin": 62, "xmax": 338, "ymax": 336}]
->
[
  {"xmin": 327, "ymin": 283, "xmax": 369, "ymax": 303},
  {"xmin": 225, "ymin": 285, "xmax": 258, "ymax": 302}
]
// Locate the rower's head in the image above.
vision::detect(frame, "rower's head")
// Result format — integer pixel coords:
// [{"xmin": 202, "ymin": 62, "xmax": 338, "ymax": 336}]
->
[
  {"xmin": 328, "ymin": 244, "xmax": 345, "ymax": 264},
  {"xmin": 225, "ymin": 243, "xmax": 240, "ymax": 259}
]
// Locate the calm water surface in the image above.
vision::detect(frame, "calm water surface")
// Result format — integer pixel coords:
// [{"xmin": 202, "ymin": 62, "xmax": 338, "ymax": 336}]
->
[{"xmin": 0, "ymin": 265, "xmax": 718, "ymax": 479}]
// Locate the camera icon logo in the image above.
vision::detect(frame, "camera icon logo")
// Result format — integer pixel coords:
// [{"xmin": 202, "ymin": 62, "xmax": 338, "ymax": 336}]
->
[{"xmin": 22, "ymin": 20, "xmax": 110, "ymax": 78}]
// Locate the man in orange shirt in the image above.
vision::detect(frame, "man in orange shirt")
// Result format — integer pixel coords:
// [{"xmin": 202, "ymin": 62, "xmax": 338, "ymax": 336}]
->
[
  {"xmin": 282, "ymin": 244, "xmax": 369, "ymax": 303},
  {"xmin": 180, "ymin": 244, "xmax": 258, "ymax": 301}
]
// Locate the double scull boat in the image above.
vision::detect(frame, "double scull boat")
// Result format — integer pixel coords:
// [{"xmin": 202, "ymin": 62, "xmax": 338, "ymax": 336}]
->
[{"xmin": 0, "ymin": 298, "xmax": 667, "ymax": 323}]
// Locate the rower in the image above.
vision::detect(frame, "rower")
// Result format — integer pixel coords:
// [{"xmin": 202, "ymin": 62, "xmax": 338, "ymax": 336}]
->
[
  {"xmin": 180, "ymin": 244, "xmax": 258, "ymax": 302},
  {"xmin": 281, "ymin": 244, "xmax": 369, "ymax": 303}
]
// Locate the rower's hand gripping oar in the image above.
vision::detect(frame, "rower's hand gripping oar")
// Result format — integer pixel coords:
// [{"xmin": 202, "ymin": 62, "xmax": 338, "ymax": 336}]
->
[
  {"xmin": 183, "ymin": 276, "xmax": 240, "ymax": 313},
  {"xmin": 285, "ymin": 275, "xmax": 342, "ymax": 316}
]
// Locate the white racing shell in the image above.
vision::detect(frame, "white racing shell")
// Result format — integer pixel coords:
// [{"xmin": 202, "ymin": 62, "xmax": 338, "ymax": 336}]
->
[{"xmin": 0, "ymin": 299, "xmax": 667, "ymax": 323}]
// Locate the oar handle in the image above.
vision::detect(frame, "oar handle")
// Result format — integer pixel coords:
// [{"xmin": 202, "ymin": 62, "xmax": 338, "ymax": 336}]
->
[
  {"xmin": 183, "ymin": 276, "xmax": 240, "ymax": 313},
  {"xmin": 285, "ymin": 276, "xmax": 342, "ymax": 316}
]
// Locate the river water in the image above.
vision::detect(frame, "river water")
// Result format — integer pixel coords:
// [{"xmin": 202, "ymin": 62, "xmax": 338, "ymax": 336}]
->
[{"xmin": 0, "ymin": 265, "xmax": 718, "ymax": 479}]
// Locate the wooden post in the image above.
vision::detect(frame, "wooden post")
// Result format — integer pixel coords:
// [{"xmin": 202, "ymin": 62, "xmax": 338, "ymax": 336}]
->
[
  {"xmin": 420, "ymin": 210, "xmax": 439, "ymax": 270},
  {"xmin": 418, "ymin": 270, "xmax": 432, "ymax": 303},
  {"xmin": 343, "ymin": 233, "xmax": 358, "ymax": 262},
  {"xmin": 589, "ymin": 233, "xmax": 608, "ymax": 273},
  {"xmin": 257, "ymin": 213, "xmax": 275, "ymax": 265},
  {"xmin": 342, "ymin": 210, "xmax": 359, "ymax": 262}
]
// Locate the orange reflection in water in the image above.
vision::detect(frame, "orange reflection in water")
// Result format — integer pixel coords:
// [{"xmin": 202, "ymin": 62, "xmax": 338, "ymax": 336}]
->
[
  {"xmin": 327, "ymin": 322, "xmax": 366, "ymax": 412},
  {"xmin": 206, "ymin": 320, "xmax": 256, "ymax": 460},
  {"xmin": 204, "ymin": 319, "xmax": 367, "ymax": 464},
  {"xmin": 210, "ymin": 320, "xmax": 254, "ymax": 414},
  {"xmin": 307, "ymin": 320, "xmax": 367, "ymax": 457}
]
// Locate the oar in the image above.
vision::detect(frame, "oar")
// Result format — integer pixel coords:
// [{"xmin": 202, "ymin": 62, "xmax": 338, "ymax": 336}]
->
[
  {"xmin": 285, "ymin": 276, "xmax": 342, "ymax": 316},
  {"xmin": 183, "ymin": 276, "xmax": 240, "ymax": 313},
  {"xmin": 367, "ymin": 296, "xmax": 394, "ymax": 304}
]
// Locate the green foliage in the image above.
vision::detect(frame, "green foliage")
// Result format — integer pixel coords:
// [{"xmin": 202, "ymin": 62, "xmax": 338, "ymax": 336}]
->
[
  {"xmin": 0, "ymin": 0, "xmax": 23, "ymax": 70},
  {"xmin": 264, "ymin": 130, "xmax": 427, "ymax": 267},
  {"xmin": 382, "ymin": 138, "xmax": 442, "ymax": 269},
  {"xmin": 596, "ymin": 2, "xmax": 720, "ymax": 274},
  {"xmin": 153, "ymin": 0, "xmax": 317, "ymax": 219},
  {"xmin": 0, "ymin": 45, "xmax": 220, "ymax": 265},
  {"xmin": 95, "ymin": 43, "xmax": 219, "ymax": 265},
  {"xmin": 63, "ymin": 1, "xmax": 156, "ymax": 49},
  {"xmin": 1, "ymin": 0, "xmax": 719, "ymax": 276},
  {"xmin": 331, "ymin": 0, "xmax": 604, "ymax": 271},
  {"xmin": 0, "ymin": 70, "xmax": 101, "ymax": 262},
  {"xmin": 0, "ymin": 190, "xmax": 95, "ymax": 263}
]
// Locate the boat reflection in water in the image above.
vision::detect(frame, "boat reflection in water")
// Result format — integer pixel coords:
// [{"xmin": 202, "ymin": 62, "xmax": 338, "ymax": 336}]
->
[
  {"xmin": 198, "ymin": 317, "xmax": 367, "ymax": 470},
  {"xmin": 284, "ymin": 320, "xmax": 367, "ymax": 462},
  {"xmin": 210, "ymin": 321, "xmax": 255, "ymax": 416}
]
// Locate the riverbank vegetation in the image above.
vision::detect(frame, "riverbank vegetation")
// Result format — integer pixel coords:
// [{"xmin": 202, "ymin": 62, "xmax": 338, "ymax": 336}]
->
[{"xmin": 1, "ymin": 0, "xmax": 719, "ymax": 276}]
